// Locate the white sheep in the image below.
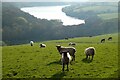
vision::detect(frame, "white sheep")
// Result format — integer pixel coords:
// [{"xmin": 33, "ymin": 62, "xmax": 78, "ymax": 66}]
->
[
  {"xmin": 56, "ymin": 45, "xmax": 76, "ymax": 61},
  {"xmin": 85, "ymin": 47, "xmax": 96, "ymax": 60},
  {"xmin": 40, "ymin": 43, "xmax": 46, "ymax": 48},
  {"xmin": 30, "ymin": 41, "xmax": 34, "ymax": 46},
  {"xmin": 69, "ymin": 42, "xmax": 76, "ymax": 46}
]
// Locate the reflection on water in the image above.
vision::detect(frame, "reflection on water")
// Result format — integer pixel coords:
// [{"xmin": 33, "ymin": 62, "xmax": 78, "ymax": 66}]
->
[{"xmin": 21, "ymin": 5, "xmax": 85, "ymax": 26}]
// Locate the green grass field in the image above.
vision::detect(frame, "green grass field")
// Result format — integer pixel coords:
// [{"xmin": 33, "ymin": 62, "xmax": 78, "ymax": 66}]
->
[
  {"xmin": 98, "ymin": 13, "xmax": 118, "ymax": 20},
  {"xmin": 2, "ymin": 33, "xmax": 118, "ymax": 78},
  {"xmin": 74, "ymin": 5, "xmax": 118, "ymax": 20},
  {"xmin": 0, "ymin": 47, "xmax": 2, "ymax": 79},
  {"xmin": 80, "ymin": 6, "xmax": 117, "ymax": 12}
]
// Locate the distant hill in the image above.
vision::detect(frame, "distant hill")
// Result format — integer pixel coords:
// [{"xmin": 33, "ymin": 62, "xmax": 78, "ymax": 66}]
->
[
  {"xmin": 62, "ymin": 2, "xmax": 118, "ymax": 35},
  {"xmin": 2, "ymin": 3, "xmax": 65, "ymax": 45},
  {"xmin": 11, "ymin": 2, "xmax": 68, "ymax": 8},
  {"xmin": 62, "ymin": 2, "xmax": 118, "ymax": 19},
  {"xmin": 2, "ymin": 2, "xmax": 118, "ymax": 45}
]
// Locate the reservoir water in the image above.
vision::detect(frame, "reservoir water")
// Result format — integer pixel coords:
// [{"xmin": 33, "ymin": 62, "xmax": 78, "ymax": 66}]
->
[{"xmin": 21, "ymin": 5, "xmax": 85, "ymax": 26}]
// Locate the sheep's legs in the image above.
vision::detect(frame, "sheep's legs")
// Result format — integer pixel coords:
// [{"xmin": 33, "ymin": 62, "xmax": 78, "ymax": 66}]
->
[
  {"xmin": 91, "ymin": 55, "xmax": 94, "ymax": 60},
  {"xmin": 62, "ymin": 64, "xmax": 65, "ymax": 71},
  {"xmin": 72, "ymin": 55, "xmax": 75, "ymax": 61},
  {"xmin": 67, "ymin": 63, "xmax": 69, "ymax": 71},
  {"xmin": 62, "ymin": 64, "xmax": 69, "ymax": 71},
  {"xmin": 73, "ymin": 55, "xmax": 75, "ymax": 61},
  {"xmin": 86, "ymin": 55, "xmax": 88, "ymax": 59}
]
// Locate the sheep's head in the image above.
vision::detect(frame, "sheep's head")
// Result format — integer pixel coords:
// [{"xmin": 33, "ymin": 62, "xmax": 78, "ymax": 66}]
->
[
  {"xmin": 56, "ymin": 45, "xmax": 62, "ymax": 51},
  {"xmin": 56, "ymin": 45, "xmax": 61, "ymax": 49}
]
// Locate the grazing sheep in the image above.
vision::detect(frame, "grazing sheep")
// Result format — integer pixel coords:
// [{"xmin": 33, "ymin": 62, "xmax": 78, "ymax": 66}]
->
[
  {"xmin": 61, "ymin": 51, "xmax": 72, "ymax": 71},
  {"xmin": 69, "ymin": 42, "xmax": 76, "ymax": 46},
  {"xmin": 89, "ymin": 36, "xmax": 92, "ymax": 37},
  {"xmin": 40, "ymin": 43, "xmax": 46, "ymax": 48},
  {"xmin": 30, "ymin": 41, "xmax": 34, "ymax": 46},
  {"xmin": 65, "ymin": 38, "xmax": 69, "ymax": 40},
  {"xmin": 101, "ymin": 39, "xmax": 105, "ymax": 43},
  {"xmin": 108, "ymin": 37, "xmax": 112, "ymax": 41},
  {"xmin": 85, "ymin": 47, "xmax": 95, "ymax": 60},
  {"xmin": 56, "ymin": 45, "xmax": 76, "ymax": 61}
]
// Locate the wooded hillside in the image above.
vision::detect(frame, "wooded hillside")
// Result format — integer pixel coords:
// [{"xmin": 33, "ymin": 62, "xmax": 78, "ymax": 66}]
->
[{"xmin": 2, "ymin": 2, "xmax": 118, "ymax": 45}]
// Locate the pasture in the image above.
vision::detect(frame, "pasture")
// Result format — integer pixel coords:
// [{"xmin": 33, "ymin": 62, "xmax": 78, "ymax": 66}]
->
[
  {"xmin": 98, "ymin": 13, "xmax": 118, "ymax": 20},
  {"xmin": 2, "ymin": 33, "xmax": 118, "ymax": 78},
  {"xmin": 74, "ymin": 5, "xmax": 118, "ymax": 20}
]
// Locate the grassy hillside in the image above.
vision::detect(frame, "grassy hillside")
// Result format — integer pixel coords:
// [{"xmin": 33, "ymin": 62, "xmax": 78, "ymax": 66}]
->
[
  {"xmin": 63, "ymin": 3, "xmax": 118, "ymax": 19},
  {"xmin": 0, "ymin": 47, "xmax": 2, "ymax": 79},
  {"xmin": 98, "ymin": 13, "xmax": 118, "ymax": 20},
  {"xmin": 79, "ymin": 6, "xmax": 117, "ymax": 12},
  {"xmin": 2, "ymin": 33, "xmax": 118, "ymax": 78},
  {"xmin": 67, "ymin": 5, "xmax": 118, "ymax": 20}
]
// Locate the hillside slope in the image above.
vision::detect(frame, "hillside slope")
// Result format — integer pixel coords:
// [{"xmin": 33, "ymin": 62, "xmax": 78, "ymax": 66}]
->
[
  {"xmin": 2, "ymin": 33, "xmax": 118, "ymax": 78},
  {"xmin": 2, "ymin": 3, "xmax": 63, "ymax": 45}
]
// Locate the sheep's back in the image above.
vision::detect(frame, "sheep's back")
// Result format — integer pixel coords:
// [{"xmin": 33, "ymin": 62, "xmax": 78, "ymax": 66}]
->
[
  {"xmin": 60, "ymin": 47, "xmax": 76, "ymax": 56},
  {"xmin": 61, "ymin": 54, "xmax": 69, "ymax": 64},
  {"xmin": 85, "ymin": 48, "xmax": 95, "ymax": 56}
]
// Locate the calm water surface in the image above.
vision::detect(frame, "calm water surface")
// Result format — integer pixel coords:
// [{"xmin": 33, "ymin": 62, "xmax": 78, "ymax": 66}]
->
[{"xmin": 21, "ymin": 5, "xmax": 85, "ymax": 26}]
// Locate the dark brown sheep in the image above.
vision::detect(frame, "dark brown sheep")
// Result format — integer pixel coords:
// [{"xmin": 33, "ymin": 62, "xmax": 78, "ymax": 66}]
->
[
  {"xmin": 85, "ymin": 47, "xmax": 96, "ymax": 60},
  {"xmin": 101, "ymin": 39, "xmax": 105, "ymax": 43},
  {"xmin": 69, "ymin": 42, "xmax": 76, "ymax": 46},
  {"xmin": 56, "ymin": 45, "xmax": 76, "ymax": 61},
  {"xmin": 108, "ymin": 37, "xmax": 112, "ymax": 41},
  {"xmin": 61, "ymin": 51, "xmax": 71, "ymax": 71}
]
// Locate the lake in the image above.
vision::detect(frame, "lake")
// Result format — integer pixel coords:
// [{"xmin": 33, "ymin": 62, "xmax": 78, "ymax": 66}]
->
[{"xmin": 21, "ymin": 5, "xmax": 85, "ymax": 26}]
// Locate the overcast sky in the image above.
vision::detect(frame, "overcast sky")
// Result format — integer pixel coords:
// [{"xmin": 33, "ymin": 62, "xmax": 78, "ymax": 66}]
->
[
  {"xmin": 2, "ymin": 0, "xmax": 119, "ymax": 2},
  {"xmin": 2, "ymin": 0, "xmax": 87, "ymax": 2}
]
